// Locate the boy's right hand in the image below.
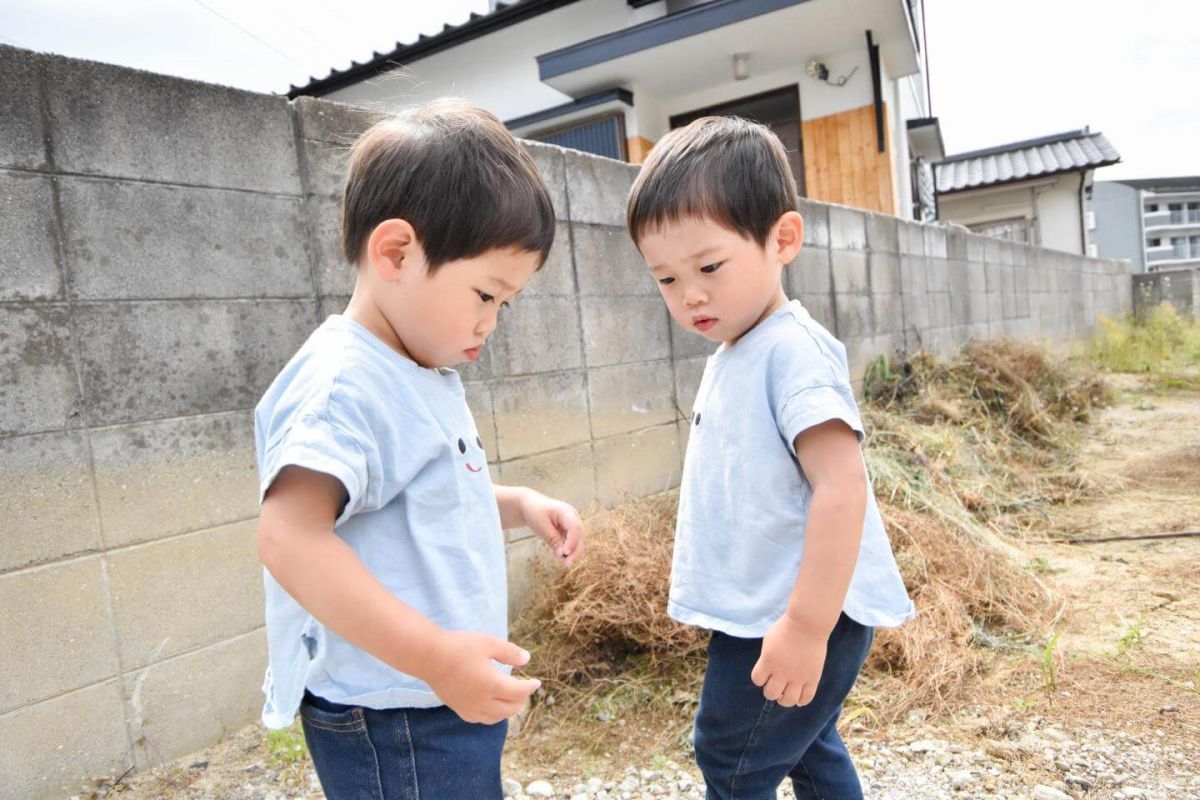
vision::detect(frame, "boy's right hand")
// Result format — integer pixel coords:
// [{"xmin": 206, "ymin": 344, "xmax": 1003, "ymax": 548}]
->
[{"xmin": 422, "ymin": 630, "xmax": 541, "ymax": 725}]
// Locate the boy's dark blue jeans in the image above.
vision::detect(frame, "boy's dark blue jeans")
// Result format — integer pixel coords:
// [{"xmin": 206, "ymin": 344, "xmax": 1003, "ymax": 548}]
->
[
  {"xmin": 299, "ymin": 690, "xmax": 507, "ymax": 800},
  {"xmin": 694, "ymin": 613, "xmax": 874, "ymax": 800}
]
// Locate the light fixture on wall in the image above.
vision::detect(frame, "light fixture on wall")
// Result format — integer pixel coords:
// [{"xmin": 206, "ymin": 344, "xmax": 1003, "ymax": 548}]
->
[
  {"xmin": 806, "ymin": 59, "xmax": 858, "ymax": 87},
  {"xmin": 733, "ymin": 53, "xmax": 749, "ymax": 81}
]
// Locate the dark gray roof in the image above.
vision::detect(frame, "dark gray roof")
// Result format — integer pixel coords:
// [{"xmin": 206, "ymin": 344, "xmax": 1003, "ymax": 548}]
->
[
  {"xmin": 935, "ymin": 129, "xmax": 1120, "ymax": 195},
  {"xmin": 287, "ymin": 0, "xmax": 582, "ymax": 99}
]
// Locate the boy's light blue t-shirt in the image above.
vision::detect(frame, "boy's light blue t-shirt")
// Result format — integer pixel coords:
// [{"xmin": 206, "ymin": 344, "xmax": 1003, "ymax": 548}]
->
[
  {"xmin": 670, "ymin": 300, "xmax": 915, "ymax": 636},
  {"xmin": 254, "ymin": 315, "xmax": 507, "ymax": 729}
]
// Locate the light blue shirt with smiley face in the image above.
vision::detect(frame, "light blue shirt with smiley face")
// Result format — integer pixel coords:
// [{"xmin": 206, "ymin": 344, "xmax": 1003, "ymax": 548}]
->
[{"xmin": 253, "ymin": 315, "xmax": 506, "ymax": 729}]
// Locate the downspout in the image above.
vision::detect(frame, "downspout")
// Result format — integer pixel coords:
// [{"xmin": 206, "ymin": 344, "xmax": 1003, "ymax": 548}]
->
[{"xmin": 1079, "ymin": 171, "xmax": 1089, "ymax": 255}]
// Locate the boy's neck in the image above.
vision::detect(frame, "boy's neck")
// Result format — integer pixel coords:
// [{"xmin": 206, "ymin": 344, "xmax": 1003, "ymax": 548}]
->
[
  {"xmin": 344, "ymin": 285, "xmax": 413, "ymax": 362},
  {"xmin": 725, "ymin": 285, "xmax": 790, "ymax": 347}
]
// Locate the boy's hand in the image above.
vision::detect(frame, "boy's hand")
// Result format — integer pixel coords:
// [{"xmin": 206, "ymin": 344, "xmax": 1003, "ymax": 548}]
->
[
  {"xmin": 520, "ymin": 491, "xmax": 585, "ymax": 567},
  {"xmin": 750, "ymin": 612, "xmax": 828, "ymax": 708},
  {"xmin": 423, "ymin": 631, "xmax": 542, "ymax": 725}
]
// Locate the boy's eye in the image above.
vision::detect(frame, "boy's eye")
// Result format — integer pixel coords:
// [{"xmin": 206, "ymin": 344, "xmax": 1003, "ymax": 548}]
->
[
  {"xmin": 658, "ymin": 276, "xmax": 676, "ymax": 285},
  {"xmin": 700, "ymin": 262, "xmax": 723, "ymax": 273},
  {"xmin": 477, "ymin": 291, "xmax": 495, "ymax": 303}
]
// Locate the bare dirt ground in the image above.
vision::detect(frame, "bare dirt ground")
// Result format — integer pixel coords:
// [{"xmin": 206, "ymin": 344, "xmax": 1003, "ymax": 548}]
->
[{"xmin": 89, "ymin": 378, "xmax": 1200, "ymax": 800}]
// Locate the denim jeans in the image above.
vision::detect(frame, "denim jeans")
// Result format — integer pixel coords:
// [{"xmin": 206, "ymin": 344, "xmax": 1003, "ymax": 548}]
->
[
  {"xmin": 299, "ymin": 690, "xmax": 507, "ymax": 800},
  {"xmin": 693, "ymin": 613, "xmax": 874, "ymax": 800}
]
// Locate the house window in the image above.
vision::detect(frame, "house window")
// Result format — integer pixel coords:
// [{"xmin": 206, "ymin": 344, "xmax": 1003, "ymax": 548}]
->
[
  {"xmin": 1148, "ymin": 204, "xmax": 1159, "ymax": 212},
  {"xmin": 528, "ymin": 113, "xmax": 627, "ymax": 161},
  {"xmin": 1149, "ymin": 237, "xmax": 1161, "ymax": 247},
  {"xmin": 969, "ymin": 218, "xmax": 1029, "ymax": 243}
]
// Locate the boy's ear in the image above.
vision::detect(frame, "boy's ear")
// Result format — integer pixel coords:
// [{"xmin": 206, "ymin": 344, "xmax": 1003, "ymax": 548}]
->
[
  {"xmin": 365, "ymin": 218, "xmax": 419, "ymax": 282},
  {"xmin": 770, "ymin": 211, "xmax": 805, "ymax": 264}
]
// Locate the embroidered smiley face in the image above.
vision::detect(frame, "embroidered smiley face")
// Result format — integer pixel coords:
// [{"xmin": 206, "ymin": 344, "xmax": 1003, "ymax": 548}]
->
[{"xmin": 457, "ymin": 435, "xmax": 485, "ymax": 473}]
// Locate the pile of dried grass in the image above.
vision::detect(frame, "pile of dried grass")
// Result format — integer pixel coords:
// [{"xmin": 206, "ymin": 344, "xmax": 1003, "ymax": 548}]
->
[{"xmin": 516, "ymin": 339, "xmax": 1110, "ymax": 732}]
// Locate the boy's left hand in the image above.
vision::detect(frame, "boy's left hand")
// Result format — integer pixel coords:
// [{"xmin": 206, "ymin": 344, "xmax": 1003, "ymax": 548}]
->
[
  {"xmin": 750, "ymin": 612, "xmax": 828, "ymax": 707},
  {"xmin": 520, "ymin": 491, "xmax": 585, "ymax": 567}
]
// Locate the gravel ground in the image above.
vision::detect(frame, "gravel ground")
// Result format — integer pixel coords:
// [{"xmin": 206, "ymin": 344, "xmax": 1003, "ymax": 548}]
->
[{"xmin": 91, "ymin": 709, "xmax": 1200, "ymax": 800}]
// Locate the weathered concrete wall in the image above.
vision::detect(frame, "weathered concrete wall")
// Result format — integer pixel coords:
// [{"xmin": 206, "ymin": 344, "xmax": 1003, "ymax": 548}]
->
[
  {"xmin": 0, "ymin": 44, "xmax": 1131, "ymax": 799},
  {"xmin": 1133, "ymin": 267, "xmax": 1200, "ymax": 319}
]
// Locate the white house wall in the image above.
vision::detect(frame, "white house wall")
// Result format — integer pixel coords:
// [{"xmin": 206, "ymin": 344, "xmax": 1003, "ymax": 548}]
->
[
  {"xmin": 939, "ymin": 175, "xmax": 1087, "ymax": 255},
  {"xmin": 325, "ymin": 0, "xmax": 637, "ymax": 122}
]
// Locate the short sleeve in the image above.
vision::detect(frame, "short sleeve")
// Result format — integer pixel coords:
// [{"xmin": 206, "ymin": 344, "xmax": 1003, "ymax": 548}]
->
[
  {"xmin": 777, "ymin": 384, "xmax": 865, "ymax": 457},
  {"xmin": 260, "ymin": 413, "xmax": 370, "ymax": 525}
]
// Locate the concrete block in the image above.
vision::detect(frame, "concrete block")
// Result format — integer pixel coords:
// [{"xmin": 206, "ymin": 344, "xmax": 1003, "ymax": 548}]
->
[
  {"xmin": 899, "ymin": 255, "xmax": 928, "ymax": 297},
  {"xmin": 984, "ymin": 237, "xmax": 1002, "ymax": 266},
  {"xmin": 310, "ymin": 196, "xmax": 356, "ymax": 298},
  {"xmin": 299, "ymin": 136, "xmax": 351, "ymax": 200},
  {"xmin": 562, "ymin": 148, "xmax": 638, "ymax": 227},
  {"xmin": 925, "ymin": 256, "xmax": 950, "ymax": 293},
  {"xmin": 125, "ymin": 629, "xmax": 265, "ymax": 768},
  {"xmin": 74, "ymin": 300, "xmax": 317, "ymax": 425},
  {"xmin": 488, "ymin": 296, "xmax": 583, "ymax": 376},
  {"xmin": 670, "ymin": 317, "xmax": 717, "ymax": 361},
  {"xmin": 0, "ymin": 556, "xmax": 119, "ymax": 714},
  {"xmin": 594, "ymin": 423, "xmax": 682, "ymax": 506},
  {"xmin": 946, "ymin": 229, "xmax": 969, "ymax": 262},
  {"xmin": 871, "ymin": 292, "xmax": 904, "ymax": 335},
  {"xmin": 523, "ymin": 140, "xmax": 571, "ymax": 223},
  {"xmin": 897, "ymin": 220, "xmax": 926, "ymax": 256},
  {"xmin": 498, "ymin": 442, "xmax": 596, "ymax": 517},
  {"xmin": 492, "ymin": 371, "xmax": 590, "ymax": 460},
  {"xmin": 0, "ymin": 431, "xmax": 101, "ymax": 572},
  {"xmin": 89, "ymin": 411, "xmax": 256, "ymax": 548},
  {"xmin": 795, "ymin": 197, "xmax": 830, "ymax": 248},
  {"xmin": 828, "ymin": 206, "xmax": 867, "ymax": 251},
  {"xmin": 0, "ymin": 680, "xmax": 131, "ymax": 800},
  {"xmin": 580, "ymin": 296, "xmax": 670, "ymax": 367},
  {"xmin": 831, "ymin": 250, "xmax": 869, "ymax": 295},
  {"xmin": 506, "ymin": 534, "xmax": 561, "ymax": 620},
  {"xmin": 966, "ymin": 283, "xmax": 990, "ymax": 325},
  {"xmin": 587, "ymin": 360, "xmax": 676, "ymax": 438},
  {"xmin": 523, "ymin": 227, "xmax": 577, "ymax": 297},
  {"xmin": 572, "ymin": 223, "xmax": 655, "ymax": 295},
  {"xmin": 865, "ymin": 212, "xmax": 899, "ymax": 253},
  {"xmin": 464, "ymin": 382, "xmax": 498, "ymax": 460},
  {"xmin": 983, "ymin": 260, "xmax": 1003, "ymax": 295},
  {"xmin": 987, "ymin": 292, "xmax": 1004, "ymax": 325},
  {"xmin": 293, "ymin": 96, "xmax": 383, "ymax": 145},
  {"xmin": 867, "ymin": 253, "xmax": 901, "ymax": 296},
  {"xmin": 799, "ymin": 292, "xmax": 836, "ymax": 332},
  {"xmin": 0, "ymin": 46, "xmax": 48, "ymax": 170},
  {"xmin": 966, "ymin": 234, "xmax": 986, "ymax": 262},
  {"xmin": 948, "ymin": 262, "xmax": 971, "ymax": 323},
  {"xmin": 923, "ymin": 225, "xmax": 948, "ymax": 259},
  {"xmin": 107, "ymin": 521, "xmax": 263, "ymax": 670},
  {"xmin": 673, "ymin": 356, "xmax": 706, "ymax": 414},
  {"xmin": 0, "ymin": 304, "xmax": 82, "ymax": 436},
  {"xmin": 966, "ymin": 261, "xmax": 986, "ymax": 293},
  {"xmin": 786, "ymin": 246, "xmax": 832, "ymax": 297},
  {"xmin": 904, "ymin": 288, "xmax": 931, "ymax": 330},
  {"xmin": 44, "ymin": 56, "xmax": 301, "ymax": 193},
  {"xmin": 835, "ymin": 293, "xmax": 874, "ymax": 338},
  {"xmin": 928, "ymin": 292, "xmax": 953, "ymax": 329},
  {"xmin": 59, "ymin": 179, "xmax": 312, "ymax": 300},
  {"xmin": 0, "ymin": 172, "xmax": 62, "ymax": 301}
]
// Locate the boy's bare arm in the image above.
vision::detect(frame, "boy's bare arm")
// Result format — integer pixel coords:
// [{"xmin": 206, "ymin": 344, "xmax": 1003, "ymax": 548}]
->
[
  {"xmin": 493, "ymin": 483, "xmax": 586, "ymax": 566},
  {"xmin": 750, "ymin": 420, "xmax": 868, "ymax": 707},
  {"xmin": 258, "ymin": 465, "xmax": 540, "ymax": 723},
  {"xmin": 785, "ymin": 420, "xmax": 868, "ymax": 634}
]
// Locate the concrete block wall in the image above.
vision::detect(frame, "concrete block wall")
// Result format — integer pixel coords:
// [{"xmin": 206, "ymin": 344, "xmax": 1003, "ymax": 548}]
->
[
  {"xmin": 0, "ymin": 45, "xmax": 1131, "ymax": 799},
  {"xmin": 1133, "ymin": 267, "xmax": 1200, "ymax": 319}
]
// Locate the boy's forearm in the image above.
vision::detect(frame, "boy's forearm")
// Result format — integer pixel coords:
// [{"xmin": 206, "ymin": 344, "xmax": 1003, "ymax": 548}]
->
[
  {"xmin": 259, "ymin": 520, "xmax": 444, "ymax": 680},
  {"xmin": 493, "ymin": 483, "xmax": 534, "ymax": 530},
  {"xmin": 784, "ymin": 483, "xmax": 867, "ymax": 636}
]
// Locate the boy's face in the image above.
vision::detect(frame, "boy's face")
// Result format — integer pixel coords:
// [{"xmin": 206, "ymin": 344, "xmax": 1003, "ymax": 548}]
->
[
  {"xmin": 382, "ymin": 245, "xmax": 540, "ymax": 368},
  {"xmin": 638, "ymin": 215, "xmax": 798, "ymax": 346}
]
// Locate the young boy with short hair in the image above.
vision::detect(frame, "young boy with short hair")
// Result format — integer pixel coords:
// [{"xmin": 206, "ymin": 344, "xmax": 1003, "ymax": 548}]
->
[
  {"xmin": 627, "ymin": 117, "xmax": 914, "ymax": 799},
  {"xmin": 254, "ymin": 99, "xmax": 585, "ymax": 800}
]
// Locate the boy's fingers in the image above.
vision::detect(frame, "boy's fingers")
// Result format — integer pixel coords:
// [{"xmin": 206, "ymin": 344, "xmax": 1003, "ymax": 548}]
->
[
  {"xmin": 494, "ymin": 675, "xmax": 542, "ymax": 702},
  {"xmin": 762, "ymin": 676, "xmax": 786, "ymax": 702},
  {"xmin": 750, "ymin": 659, "xmax": 769, "ymax": 687},
  {"xmin": 490, "ymin": 638, "xmax": 531, "ymax": 667},
  {"xmin": 798, "ymin": 683, "xmax": 817, "ymax": 706}
]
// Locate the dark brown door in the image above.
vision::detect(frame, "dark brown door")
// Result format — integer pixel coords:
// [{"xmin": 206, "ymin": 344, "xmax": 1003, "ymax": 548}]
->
[{"xmin": 669, "ymin": 86, "xmax": 805, "ymax": 197}]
